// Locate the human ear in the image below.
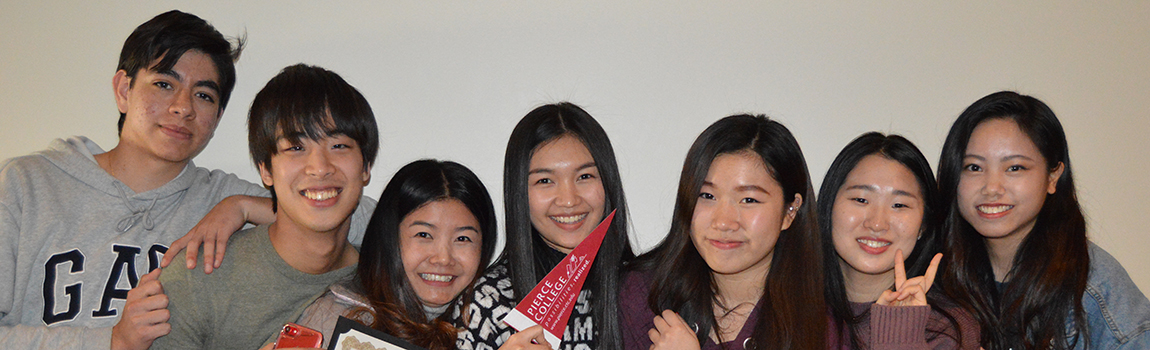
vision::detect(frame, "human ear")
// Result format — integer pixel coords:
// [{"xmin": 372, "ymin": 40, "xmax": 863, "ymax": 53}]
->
[
  {"xmin": 1047, "ymin": 162, "xmax": 1065, "ymax": 194},
  {"xmin": 258, "ymin": 163, "xmax": 274, "ymax": 188},
  {"xmin": 780, "ymin": 194, "xmax": 803, "ymax": 231},
  {"xmin": 112, "ymin": 70, "xmax": 132, "ymax": 114}
]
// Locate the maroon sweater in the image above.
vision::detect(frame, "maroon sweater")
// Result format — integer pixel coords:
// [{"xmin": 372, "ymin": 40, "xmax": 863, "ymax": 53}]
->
[
  {"xmin": 827, "ymin": 301, "xmax": 981, "ymax": 350},
  {"xmin": 619, "ymin": 271, "xmax": 760, "ymax": 350},
  {"xmin": 620, "ymin": 269, "xmax": 979, "ymax": 350}
]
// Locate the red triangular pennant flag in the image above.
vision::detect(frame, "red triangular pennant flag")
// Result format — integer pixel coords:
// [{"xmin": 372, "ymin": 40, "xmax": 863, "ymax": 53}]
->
[{"xmin": 501, "ymin": 210, "xmax": 616, "ymax": 349}]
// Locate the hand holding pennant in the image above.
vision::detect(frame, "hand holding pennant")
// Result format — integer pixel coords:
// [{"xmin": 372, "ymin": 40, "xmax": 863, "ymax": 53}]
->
[{"xmin": 501, "ymin": 210, "xmax": 616, "ymax": 350}]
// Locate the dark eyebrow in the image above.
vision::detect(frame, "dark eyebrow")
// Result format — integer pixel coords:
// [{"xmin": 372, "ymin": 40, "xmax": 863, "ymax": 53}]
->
[
  {"xmin": 1001, "ymin": 154, "xmax": 1035, "ymax": 162},
  {"xmin": 963, "ymin": 154, "xmax": 1036, "ymax": 162},
  {"xmin": 844, "ymin": 184, "xmax": 919, "ymax": 199},
  {"xmin": 735, "ymin": 184, "xmax": 769, "ymax": 194},
  {"xmin": 700, "ymin": 181, "xmax": 768, "ymax": 194},
  {"xmin": 410, "ymin": 221, "xmax": 437, "ymax": 229},
  {"xmin": 194, "ymin": 80, "xmax": 220, "ymax": 94},
  {"xmin": 157, "ymin": 68, "xmax": 181, "ymax": 81},
  {"xmin": 411, "ymin": 222, "xmax": 480, "ymax": 235},
  {"xmin": 844, "ymin": 184, "xmax": 877, "ymax": 192},
  {"xmin": 576, "ymin": 162, "xmax": 597, "ymax": 172},
  {"xmin": 156, "ymin": 68, "xmax": 221, "ymax": 95},
  {"xmin": 892, "ymin": 189, "xmax": 919, "ymax": 198},
  {"xmin": 528, "ymin": 162, "xmax": 597, "ymax": 176}
]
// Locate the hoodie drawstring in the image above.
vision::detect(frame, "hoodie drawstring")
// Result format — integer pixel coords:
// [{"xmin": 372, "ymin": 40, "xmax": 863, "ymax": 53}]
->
[{"xmin": 114, "ymin": 185, "xmax": 160, "ymax": 233}]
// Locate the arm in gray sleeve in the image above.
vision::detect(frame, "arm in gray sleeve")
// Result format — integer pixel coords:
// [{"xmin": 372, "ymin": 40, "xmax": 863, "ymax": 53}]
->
[{"xmin": 346, "ymin": 196, "xmax": 377, "ymax": 247}]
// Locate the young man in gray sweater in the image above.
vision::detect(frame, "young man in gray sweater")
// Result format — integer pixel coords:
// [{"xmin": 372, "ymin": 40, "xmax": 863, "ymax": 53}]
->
[{"xmin": 149, "ymin": 64, "xmax": 378, "ymax": 350}]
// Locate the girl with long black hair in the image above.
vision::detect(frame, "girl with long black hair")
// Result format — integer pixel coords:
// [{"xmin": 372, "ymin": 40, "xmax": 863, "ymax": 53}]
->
[
  {"xmin": 459, "ymin": 102, "xmax": 634, "ymax": 350},
  {"xmin": 819, "ymin": 132, "xmax": 978, "ymax": 349},
  {"xmin": 620, "ymin": 114, "xmax": 826, "ymax": 350},
  {"xmin": 937, "ymin": 91, "xmax": 1149, "ymax": 349}
]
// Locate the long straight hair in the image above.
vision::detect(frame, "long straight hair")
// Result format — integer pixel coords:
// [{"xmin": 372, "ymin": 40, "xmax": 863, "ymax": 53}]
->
[
  {"xmin": 640, "ymin": 114, "xmax": 825, "ymax": 350},
  {"xmin": 817, "ymin": 132, "xmax": 961, "ymax": 349},
  {"xmin": 501, "ymin": 102, "xmax": 634, "ymax": 349},
  {"xmin": 936, "ymin": 91, "xmax": 1088, "ymax": 349},
  {"xmin": 354, "ymin": 159, "xmax": 498, "ymax": 350}
]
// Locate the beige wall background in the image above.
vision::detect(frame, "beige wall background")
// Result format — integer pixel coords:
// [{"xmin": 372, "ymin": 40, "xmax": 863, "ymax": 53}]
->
[{"xmin": 2, "ymin": 1, "xmax": 1148, "ymax": 292}]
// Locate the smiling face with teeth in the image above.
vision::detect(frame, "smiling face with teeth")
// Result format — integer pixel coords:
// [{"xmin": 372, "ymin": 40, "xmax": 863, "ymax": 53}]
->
[
  {"xmin": 831, "ymin": 155, "xmax": 925, "ymax": 281},
  {"xmin": 399, "ymin": 199, "xmax": 483, "ymax": 308},
  {"xmin": 526, "ymin": 135, "xmax": 606, "ymax": 254},
  {"xmin": 259, "ymin": 133, "xmax": 370, "ymax": 236},
  {"xmin": 958, "ymin": 118, "xmax": 1064, "ymax": 249}
]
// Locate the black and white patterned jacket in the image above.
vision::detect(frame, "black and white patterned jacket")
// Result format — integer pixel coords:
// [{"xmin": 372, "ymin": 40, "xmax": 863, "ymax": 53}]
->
[{"xmin": 457, "ymin": 259, "xmax": 596, "ymax": 350}]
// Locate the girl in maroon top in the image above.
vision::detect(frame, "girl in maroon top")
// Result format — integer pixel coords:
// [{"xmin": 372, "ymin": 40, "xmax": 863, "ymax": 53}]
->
[
  {"xmin": 620, "ymin": 114, "xmax": 826, "ymax": 350},
  {"xmin": 818, "ymin": 132, "xmax": 979, "ymax": 349}
]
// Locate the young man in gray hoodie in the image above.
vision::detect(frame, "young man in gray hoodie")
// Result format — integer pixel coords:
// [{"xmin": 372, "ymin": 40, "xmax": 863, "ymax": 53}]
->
[
  {"xmin": 0, "ymin": 11, "xmax": 373, "ymax": 350},
  {"xmin": 150, "ymin": 64, "xmax": 377, "ymax": 350}
]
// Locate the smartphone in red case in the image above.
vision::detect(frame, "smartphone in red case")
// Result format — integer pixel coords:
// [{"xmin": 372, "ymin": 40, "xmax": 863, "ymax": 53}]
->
[{"xmin": 274, "ymin": 323, "xmax": 323, "ymax": 349}]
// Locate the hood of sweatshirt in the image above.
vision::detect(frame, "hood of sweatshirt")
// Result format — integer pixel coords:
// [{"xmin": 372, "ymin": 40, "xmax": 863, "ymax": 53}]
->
[{"xmin": 37, "ymin": 136, "xmax": 197, "ymax": 232}]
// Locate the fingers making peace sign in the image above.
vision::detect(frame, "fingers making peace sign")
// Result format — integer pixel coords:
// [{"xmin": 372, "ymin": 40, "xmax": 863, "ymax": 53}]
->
[{"xmin": 875, "ymin": 250, "xmax": 942, "ymax": 307}]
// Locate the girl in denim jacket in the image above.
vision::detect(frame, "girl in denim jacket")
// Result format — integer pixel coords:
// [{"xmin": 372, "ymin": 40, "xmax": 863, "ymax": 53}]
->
[{"xmin": 935, "ymin": 91, "xmax": 1150, "ymax": 349}]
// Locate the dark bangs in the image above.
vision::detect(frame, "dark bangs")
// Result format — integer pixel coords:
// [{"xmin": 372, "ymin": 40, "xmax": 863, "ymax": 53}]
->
[{"xmin": 249, "ymin": 64, "xmax": 379, "ymax": 172}]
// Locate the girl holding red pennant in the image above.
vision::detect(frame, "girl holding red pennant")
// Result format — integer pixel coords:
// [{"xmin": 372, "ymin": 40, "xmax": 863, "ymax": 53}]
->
[
  {"xmin": 818, "ymin": 133, "xmax": 980, "ymax": 349},
  {"xmin": 935, "ymin": 92, "xmax": 1150, "ymax": 349},
  {"xmin": 620, "ymin": 115, "xmax": 826, "ymax": 350},
  {"xmin": 293, "ymin": 160, "xmax": 499, "ymax": 349},
  {"xmin": 459, "ymin": 103, "xmax": 635, "ymax": 350}
]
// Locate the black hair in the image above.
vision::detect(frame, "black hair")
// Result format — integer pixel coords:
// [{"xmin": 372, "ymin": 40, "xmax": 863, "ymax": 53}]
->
[
  {"xmin": 117, "ymin": 10, "xmax": 243, "ymax": 134},
  {"xmin": 353, "ymin": 159, "xmax": 497, "ymax": 349},
  {"xmin": 936, "ymin": 91, "xmax": 1088, "ymax": 349},
  {"xmin": 248, "ymin": 64, "xmax": 379, "ymax": 211},
  {"xmin": 638, "ymin": 114, "xmax": 826, "ymax": 350},
  {"xmin": 500, "ymin": 102, "xmax": 634, "ymax": 349},
  {"xmin": 817, "ymin": 132, "xmax": 965, "ymax": 349}
]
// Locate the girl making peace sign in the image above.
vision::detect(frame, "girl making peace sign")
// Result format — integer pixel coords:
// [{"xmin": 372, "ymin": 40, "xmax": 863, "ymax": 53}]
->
[{"xmin": 819, "ymin": 132, "xmax": 980, "ymax": 349}]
